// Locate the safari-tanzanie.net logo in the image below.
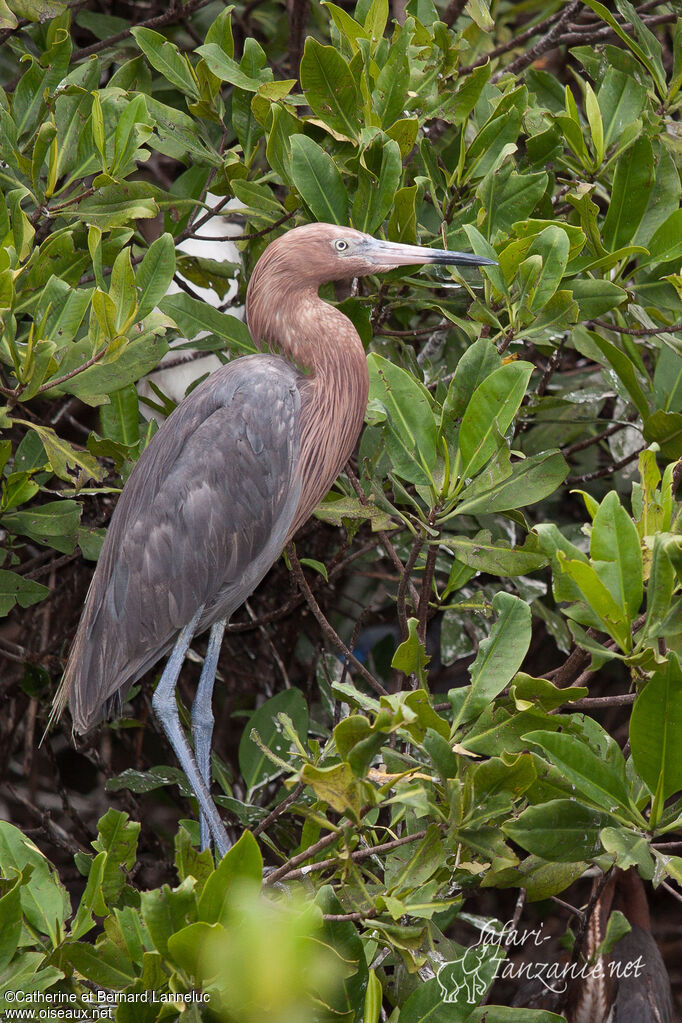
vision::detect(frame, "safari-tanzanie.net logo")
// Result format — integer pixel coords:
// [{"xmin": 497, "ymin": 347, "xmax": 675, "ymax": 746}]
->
[{"xmin": 435, "ymin": 917, "xmax": 645, "ymax": 1004}]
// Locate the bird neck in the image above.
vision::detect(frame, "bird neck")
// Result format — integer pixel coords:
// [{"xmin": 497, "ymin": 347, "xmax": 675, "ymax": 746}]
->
[
  {"xmin": 247, "ymin": 284, "xmax": 369, "ymax": 534},
  {"xmin": 247, "ymin": 285, "xmax": 368, "ymax": 389}
]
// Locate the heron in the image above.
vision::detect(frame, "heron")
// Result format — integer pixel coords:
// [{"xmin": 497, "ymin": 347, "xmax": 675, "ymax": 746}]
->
[{"xmin": 50, "ymin": 223, "xmax": 495, "ymax": 857}]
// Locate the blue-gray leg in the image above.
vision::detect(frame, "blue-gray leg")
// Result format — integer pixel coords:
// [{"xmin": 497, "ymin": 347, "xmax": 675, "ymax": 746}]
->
[
  {"xmin": 151, "ymin": 607, "xmax": 231, "ymax": 858},
  {"xmin": 191, "ymin": 617, "xmax": 227, "ymax": 852}
]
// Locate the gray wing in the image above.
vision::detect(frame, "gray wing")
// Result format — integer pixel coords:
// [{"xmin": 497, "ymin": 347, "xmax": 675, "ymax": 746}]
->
[{"xmin": 55, "ymin": 354, "xmax": 303, "ymax": 733}]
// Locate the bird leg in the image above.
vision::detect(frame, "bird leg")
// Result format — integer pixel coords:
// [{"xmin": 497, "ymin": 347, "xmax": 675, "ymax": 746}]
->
[
  {"xmin": 191, "ymin": 617, "xmax": 226, "ymax": 852},
  {"xmin": 152, "ymin": 608, "xmax": 231, "ymax": 858}
]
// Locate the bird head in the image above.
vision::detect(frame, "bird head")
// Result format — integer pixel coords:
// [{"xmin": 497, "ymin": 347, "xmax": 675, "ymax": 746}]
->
[{"xmin": 256, "ymin": 222, "xmax": 496, "ymax": 284}]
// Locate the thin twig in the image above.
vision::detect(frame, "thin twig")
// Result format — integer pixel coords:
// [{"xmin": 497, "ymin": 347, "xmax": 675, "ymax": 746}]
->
[
  {"xmin": 590, "ymin": 318, "xmax": 682, "ymax": 337},
  {"xmin": 566, "ymin": 446, "xmax": 645, "ymax": 484},
  {"xmin": 36, "ymin": 347, "xmax": 108, "ymax": 395},
  {"xmin": 344, "ymin": 464, "xmax": 419, "ymax": 609},
  {"xmin": 458, "ymin": 9, "xmax": 563, "ymax": 75},
  {"xmin": 263, "ymin": 827, "xmax": 342, "ymax": 886},
  {"xmin": 567, "ymin": 693, "xmax": 636, "ymax": 710},
  {"xmin": 561, "ymin": 422, "xmax": 629, "ymax": 457},
  {"xmin": 272, "ymin": 826, "xmax": 438, "ymax": 884},
  {"xmin": 492, "ymin": 1, "xmax": 582, "ymax": 82},
  {"xmin": 287, "ymin": 545, "xmax": 388, "ymax": 697},
  {"xmin": 252, "ymin": 782, "xmax": 304, "ymax": 838},
  {"xmin": 396, "ymin": 537, "xmax": 423, "ymax": 641},
  {"xmin": 70, "ymin": 0, "xmax": 216, "ymax": 62}
]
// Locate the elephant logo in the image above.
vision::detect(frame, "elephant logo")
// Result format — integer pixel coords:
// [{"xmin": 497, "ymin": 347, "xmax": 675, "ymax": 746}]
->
[{"xmin": 437, "ymin": 944, "xmax": 488, "ymax": 1004}]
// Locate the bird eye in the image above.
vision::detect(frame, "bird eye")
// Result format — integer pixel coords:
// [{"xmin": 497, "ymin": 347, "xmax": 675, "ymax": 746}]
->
[{"xmin": 334, "ymin": 239, "xmax": 349, "ymax": 252}]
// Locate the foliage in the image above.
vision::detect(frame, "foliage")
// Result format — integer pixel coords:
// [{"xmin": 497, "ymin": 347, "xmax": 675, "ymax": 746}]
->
[{"xmin": 1, "ymin": 0, "xmax": 682, "ymax": 1019}]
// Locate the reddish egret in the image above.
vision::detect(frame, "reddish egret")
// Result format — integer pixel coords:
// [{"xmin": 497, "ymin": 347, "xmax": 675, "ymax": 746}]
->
[{"xmin": 51, "ymin": 223, "xmax": 495, "ymax": 856}]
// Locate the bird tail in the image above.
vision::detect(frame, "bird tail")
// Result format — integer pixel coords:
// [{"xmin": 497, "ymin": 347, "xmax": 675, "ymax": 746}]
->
[{"xmin": 41, "ymin": 644, "xmax": 79, "ymax": 745}]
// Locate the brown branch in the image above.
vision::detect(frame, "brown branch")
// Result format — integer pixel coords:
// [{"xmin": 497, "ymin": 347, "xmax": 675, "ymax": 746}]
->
[
  {"xmin": 272, "ymin": 826, "xmax": 438, "ymax": 883},
  {"xmin": 287, "ymin": 0, "xmax": 310, "ymax": 80},
  {"xmin": 252, "ymin": 782, "xmax": 304, "ymax": 838},
  {"xmin": 561, "ymin": 421, "xmax": 629, "ymax": 457},
  {"xmin": 659, "ymin": 881, "xmax": 682, "ymax": 907},
  {"xmin": 396, "ymin": 536, "xmax": 423, "ymax": 642},
  {"xmin": 70, "ymin": 0, "xmax": 217, "ymax": 62},
  {"xmin": 590, "ymin": 318, "xmax": 682, "ymax": 337},
  {"xmin": 417, "ymin": 522, "xmax": 439, "ymax": 645},
  {"xmin": 458, "ymin": 9, "xmax": 563, "ymax": 75},
  {"xmin": 323, "ymin": 908, "xmax": 379, "ymax": 922},
  {"xmin": 263, "ymin": 827, "xmax": 342, "ymax": 886},
  {"xmin": 566, "ymin": 446, "xmax": 645, "ymax": 484},
  {"xmin": 35, "ymin": 346, "xmax": 108, "ymax": 395},
  {"xmin": 566, "ymin": 693, "xmax": 636, "ymax": 710},
  {"xmin": 536, "ymin": 341, "xmax": 564, "ymax": 399},
  {"xmin": 561, "ymin": 11, "xmax": 675, "ymax": 47},
  {"xmin": 492, "ymin": 1, "xmax": 583, "ymax": 82},
  {"xmin": 287, "ymin": 544, "xmax": 389, "ymax": 697},
  {"xmin": 442, "ymin": 0, "xmax": 468, "ymax": 28}
]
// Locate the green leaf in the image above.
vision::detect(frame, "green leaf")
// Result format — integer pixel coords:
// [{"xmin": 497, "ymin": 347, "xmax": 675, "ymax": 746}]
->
[
  {"xmin": 314, "ymin": 493, "xmax": 393, "ymax": 531},
  {"xmin": 300, "ymin": 38, "xmax": 360, "ymax": 139},
  {"xmin": 557, "ymin": 554, "xmax": 631, "ymax": 650},
  {"xmin": 238, "ymin": 688, "xmax": 309, "ymax": 791},
  {"xmin": 289, "ymin": 135, "xmax": 348, "ymax": 225},
  {"xmin": 478, "ymin": 167, "xmax": 548, "ymax": 240},
  {"xmin": 100, "ymin": 385, "xmax": 140, "ymax": 446},
  {"xmin": 455, "ymin": 450, "xmax": 569, "ymax": 516},
  {"xmin": 457, "ymin": 592, "xmax": 531, "ymax": 726},
  {"xmin": 35, "ymin": 276, "xmax": 93, "ymax": 348},
  {"xmin": 0, "ymin": 570, "xmax": 49, "ymax": 617},
  {"xmin": 642, "ymin": 208, "xmax": 682, "ymax": 266},
  {"xmin": 630, "ymin": 654, "xmax": 682, "ymax": 804},
  {"xmin": 197, "ymin": 832, "xmax": 262, "ymax": 925},
  {"xmin": 2, "ymin": 500, "xmax": 81, "ymax": 554},
  {"xmin": 139, "ymin": 877, "xmax": 197, "ymax": 960},
  {"xmin": 584, "ymin": 79, "xmax": 603, "ymax": 164},
  {"xmin": 523, "ymin": 730, "xmax": 632, "ymax": 817},
  {"xmin": 352, "ymin": 136, "xmax": 401, "ymax": 234},
  {"xmin": 458, "ymin": 361, "xmax": 533, "ymax": 477},
  {"xmin": 590, "ymin": 491, "xmax": 643, "ymax": 621},
  {"xmin": 643, "ymin": 410, "xmax": 682, "ymax": 459},
  {"xmin": 591, "ymin": 333, "xmax": 650, "ymax": 420},
  {"xmin": 569, "ymin": 278, "xmax": 627, "ymax": 318},
  {"xmin": 136, "ymin": 233, "xmax": 176, "ymax": 320},
  {"xmin": 598, "ymin": 66, "xmax": 647, "ymax": 149},
  {"xmin": 526, "ymin": 225, "xmax": 570, "ymax": 311},
  {"xmin": 59, "ymin": 941, "xmax": 135, "ymax": 988},
  {"xmin": 503, "ymin": 799, "xmax": 609, "ymax": 862},
  {"xmin": 602, "ymin": 134, "xmax": 653, "ymax": 251},
  {"xmin": 91, "ymin": 808, "xmax": 140, "ymax": 904},
  {"xmin": 301, "ymin": 761, "xmax": 366, "ymax": 817},
  {"xmin": 442, "ymin": 337, "xmax": 501, "ymax": 424},
  {"xmin": 391, "ymin": 617, "xmax": 430, "ymax": 683},
  {"xmin": 111, "ymin": 93, "xmax": 153, "ymax": 176},
  {"xmin": 0, "ymin": 821, "xmax": 70, "ymax": 947},
  {"xmin": 195, "ymin": 42, "xmax": 270, "ymax": 91},
  {"xmin": 600, "ymin": 826, "xmax": 654, "ymax": 878},
  {"xmin": 13, "ymin": 422, "xmax": 103, "ymax": 483},
  {"xmin": 75, "ymin": 182, "xmax": 158, "ymax": 229},
  {"xmin": 131, "ymin": 26, "xmax": 199, "ymax": 97},
  {"xmin": 440, "ymin": 532, "xmax": 549, "ymax": 577},
  {"xmin": 582, "ymin": 0, "xmax": 666, "ymax": 96},
  {"xmin": 367, "ymin": 352, "xmax": 438, "ymax": 486},
  {"xmin": 159, "ymin": 293, "xmax": 255, "ymax": 354}
]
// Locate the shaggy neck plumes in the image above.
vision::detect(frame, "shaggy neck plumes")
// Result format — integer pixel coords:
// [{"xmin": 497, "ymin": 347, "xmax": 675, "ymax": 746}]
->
[{"xmin": 246, "ymin": 272, "xmax": 369, "ymax": 537}]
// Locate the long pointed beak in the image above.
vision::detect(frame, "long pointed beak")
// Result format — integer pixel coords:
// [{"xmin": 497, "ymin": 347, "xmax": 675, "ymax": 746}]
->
[{"xmin": 361, "ymin": 237, "xmax": 497, "ymax": 268}]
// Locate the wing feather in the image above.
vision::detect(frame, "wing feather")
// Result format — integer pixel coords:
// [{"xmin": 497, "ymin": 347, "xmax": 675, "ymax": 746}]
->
[{"xmin": 54, "ymin": 354, "xmax": 302, "ymax": 732}]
